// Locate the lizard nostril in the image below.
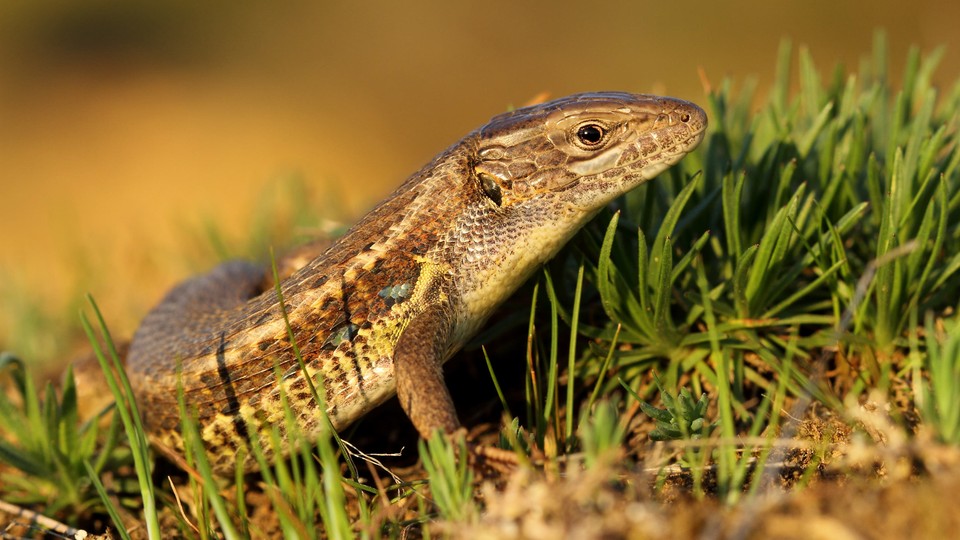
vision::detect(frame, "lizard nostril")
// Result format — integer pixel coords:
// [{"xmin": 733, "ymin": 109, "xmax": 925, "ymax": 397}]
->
[{"xmin": 680, "ymin": 113, "xmax": 691, "ymax": 123}]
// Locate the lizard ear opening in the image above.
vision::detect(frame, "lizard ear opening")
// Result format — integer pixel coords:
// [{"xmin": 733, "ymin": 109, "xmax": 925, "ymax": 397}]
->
[{"xmin": 479, "ymin": 172, "xmax": 503, "ymax": 206}]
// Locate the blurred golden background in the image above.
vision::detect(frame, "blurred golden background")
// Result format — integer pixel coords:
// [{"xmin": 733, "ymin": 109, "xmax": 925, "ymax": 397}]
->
[{"xmin": 1, "ymin": 1, "xmax": 958, "ymax": 359}]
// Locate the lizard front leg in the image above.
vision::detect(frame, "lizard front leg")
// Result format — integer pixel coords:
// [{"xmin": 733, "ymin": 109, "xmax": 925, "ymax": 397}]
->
[
  {"xmin": 394, "ymin": 304, "xmax": 520, "ymax": 476},
  {"xmin": 394, "ymin": 304, "xmax": 460, "ymax": 438}
]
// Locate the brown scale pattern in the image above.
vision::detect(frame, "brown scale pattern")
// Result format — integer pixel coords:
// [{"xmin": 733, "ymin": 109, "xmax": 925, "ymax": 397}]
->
[{"xmin": 125, "ymin": 92, "xmax": 707, "ymax": 473}]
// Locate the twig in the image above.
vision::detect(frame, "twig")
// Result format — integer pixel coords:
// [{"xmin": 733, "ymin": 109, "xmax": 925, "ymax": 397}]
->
[{"xmin": 0, "ymin": 498, "xmax": 87, "ymax": 539}]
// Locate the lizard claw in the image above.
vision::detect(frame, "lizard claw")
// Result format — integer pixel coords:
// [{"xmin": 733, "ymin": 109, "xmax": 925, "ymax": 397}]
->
[
  {"xmin": 447, "ymin": 426, "xmax": 523, "ymax": 479},
  {"xmin": 468, "ymin": 444, "xmax": 520, "ymax": 478}
]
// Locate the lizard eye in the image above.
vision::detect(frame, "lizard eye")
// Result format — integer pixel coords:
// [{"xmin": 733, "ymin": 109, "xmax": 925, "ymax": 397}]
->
[
  {"xmin": 479, "ymin": 172, "xmax": 503, "ymax": 206},
  {"xmin": 576, "ymin": 124, "xmax": 605, "ymax": 146}
]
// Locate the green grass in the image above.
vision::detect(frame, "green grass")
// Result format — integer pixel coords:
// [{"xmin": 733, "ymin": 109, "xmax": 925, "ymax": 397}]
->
[
  {"xmin": 0, "ymin": 352, "xmax": 125, "ymax": 517},
  {"xmin": 2, "ymin": 31, "xmax": 959, "ymax": 537}
]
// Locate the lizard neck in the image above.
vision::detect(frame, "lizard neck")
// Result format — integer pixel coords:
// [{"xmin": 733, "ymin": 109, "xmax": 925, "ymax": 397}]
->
[{"xmin": 444, "ymin": 194, "xmax": 594, "ymax": 345}]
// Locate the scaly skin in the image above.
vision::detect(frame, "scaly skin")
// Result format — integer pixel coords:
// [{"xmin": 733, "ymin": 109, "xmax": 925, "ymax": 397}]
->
[{"xmin": 126, "ymin": 92, "xmax": 707, "ymax": 473}]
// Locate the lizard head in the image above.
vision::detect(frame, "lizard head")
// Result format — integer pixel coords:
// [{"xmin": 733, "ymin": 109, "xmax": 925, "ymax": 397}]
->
[
  {"xmin": 449, "ymin": 93, "xmax": 706, "ymax": 338},
  {"xmin": 473, "ymin": 92, "xmax": 706, "ymax": 211}
]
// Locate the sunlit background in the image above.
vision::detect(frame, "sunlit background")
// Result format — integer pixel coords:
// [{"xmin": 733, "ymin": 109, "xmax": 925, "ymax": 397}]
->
[{"xmin": 2, "ymin": 1, "xmax": 958, "ymax": 359}]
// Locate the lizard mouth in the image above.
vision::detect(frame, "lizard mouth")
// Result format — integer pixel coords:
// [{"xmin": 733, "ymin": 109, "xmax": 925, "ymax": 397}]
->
[{"xmin": 621, "ymin": 109, "xmax": 707, "ymax": 174}]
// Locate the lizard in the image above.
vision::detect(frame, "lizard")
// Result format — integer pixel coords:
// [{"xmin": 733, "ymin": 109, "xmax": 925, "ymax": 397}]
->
[{"xmin": 124, "ymin": 92, "xmax": 707, "ymax": 474}]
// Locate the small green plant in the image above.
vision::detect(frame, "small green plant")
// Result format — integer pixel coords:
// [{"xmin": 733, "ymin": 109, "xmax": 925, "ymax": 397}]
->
[
  {"xmin": 918, "ymin": 313, "xmax": 960, "ymax": 445},
  {"xmin": 632, "ymin": 374, "xmax": 717, "ymax": 441},
  {"xmin": 577, "ymin": 398, "xmax": 627, "ymax": 468},
  {"xmin": 0, "ymin": 352, "xmax": 124, "ymax": 518},
  {"xmin": 419, "ymin": 432, "xmax": 476, "ymax": 525}
]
